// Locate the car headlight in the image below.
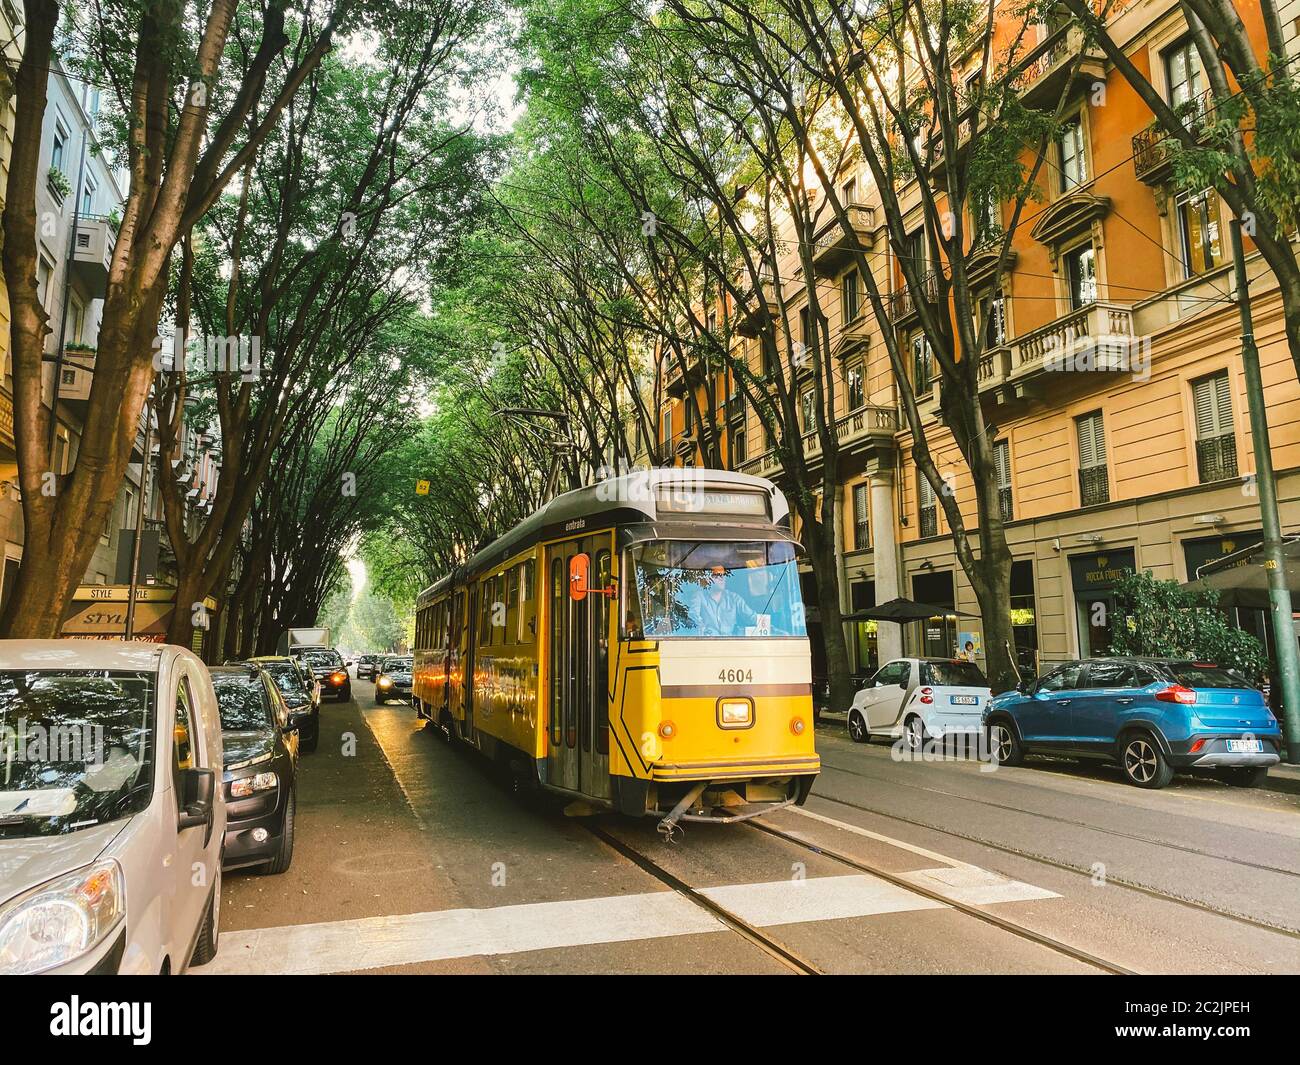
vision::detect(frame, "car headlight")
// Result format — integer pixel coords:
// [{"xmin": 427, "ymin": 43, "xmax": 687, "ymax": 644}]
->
[
  {"xmin": 230, "ymin": 771, "xmax": 278, "ymax": 798},
  {"xmin": 718, "ymin": 698, "xmax": 753, "ymax": 728},
  {"xmin": 0, "ymin": 859, "xmax": 125, "ymax": 975},
  {"xmin": 377, "ymin": 676, "xmax": 393, "ymax": 688}
]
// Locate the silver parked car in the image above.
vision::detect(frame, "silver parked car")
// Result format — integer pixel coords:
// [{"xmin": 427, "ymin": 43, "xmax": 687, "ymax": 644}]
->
[{"xmin": 0, "ymin": 641, "xmax": 225, "ymax": 974}]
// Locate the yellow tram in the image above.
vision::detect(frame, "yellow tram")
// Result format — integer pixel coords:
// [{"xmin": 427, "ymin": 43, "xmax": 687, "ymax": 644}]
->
[{"xmin": 412, "ymin": 469, "xmax": 818, "ymax": 832}]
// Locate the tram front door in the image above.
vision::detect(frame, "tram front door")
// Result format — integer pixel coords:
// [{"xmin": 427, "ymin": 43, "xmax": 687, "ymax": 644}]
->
[{"xmin": 547, "ymin": 536, "xmax": 612, "ymax": 800}]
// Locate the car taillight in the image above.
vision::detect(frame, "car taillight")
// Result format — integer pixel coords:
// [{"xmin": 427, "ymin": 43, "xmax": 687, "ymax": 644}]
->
[
  {"xmin": 1155, "ymin": 684, "xmax": 1197, "ymax": 705},
  {"xmin": 1188, "ymin": 737, "xmax": 1207, "ymax": 753},
  {"xmin": 919, "ymin": 686, "xmax": 934, "ymax": 705}
]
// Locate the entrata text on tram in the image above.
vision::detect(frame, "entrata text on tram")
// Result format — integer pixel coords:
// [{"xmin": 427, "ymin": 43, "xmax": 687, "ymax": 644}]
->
[{"xmin": 412, "ymin": 469, "xmax": 819, "ymax": 835}]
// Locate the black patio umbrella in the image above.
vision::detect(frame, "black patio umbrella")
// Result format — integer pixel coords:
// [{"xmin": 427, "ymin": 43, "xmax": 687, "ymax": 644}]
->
[{"xmin": 845, "ymin": 597, "xmax": 980, "ymax": 622}]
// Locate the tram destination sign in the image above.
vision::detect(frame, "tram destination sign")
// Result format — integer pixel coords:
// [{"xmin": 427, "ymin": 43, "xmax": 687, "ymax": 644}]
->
[{"xmin": 655, "ymin": 486, "xmax": 770, "ymax": 518}]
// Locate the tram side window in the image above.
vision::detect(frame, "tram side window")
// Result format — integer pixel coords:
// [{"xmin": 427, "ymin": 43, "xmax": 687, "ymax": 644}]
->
[
  {"xmin": 453, "ymin": 592, "xmax": 464, "ymax": 646},
  {"xmin": 479, "ymin": 580, "xmax": 492, "ymax": 648},
  {"xmin": 549, "ymin": 558, "xmax": 563, "ymax": 747},
  {"xmin": 506, "ymin": 567, "xmax": 520, "ymax": 646},
  {"xmin": 519, "ymin": 560, "xmax": 535, "ymax": 643},
  {"xmin": 595, "ymin": 550, "xmax": 611, "ymax": 755}
]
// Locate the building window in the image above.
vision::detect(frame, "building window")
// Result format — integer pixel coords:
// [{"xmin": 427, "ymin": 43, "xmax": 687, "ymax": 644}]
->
[
  {"xmin": 973, "ymin": 189, "xmax": 1000, "ymax": 244},
  {"xmin": 842, "ymin": 268, "xmax": 861, "ymax": 321},
  {"xmin": 1076, "ymin": 411, "xmax": 1109, "ymax": 506},
  {"xmin": 799, "ymin": 386, "xmax": 815, "ymax": 432},
  {"xmin": 798, "ymin": 305, "xmax": 816, "ymax": 353},
  {"xmin": 852, "ymin": 483, "xmax": 870, "ymax": 550},
  {"xmin": 845, "ymin": 360, "xmax": 864, "ymax": 411},
  {"xmin": 911, "ymin": 333, "xmax": 933, "ymax": 392},
  {"xmin": 683, "ymin": 398, "xmax": 694, "ymax": 433},
  {"xmin": 1057, "ymin": 116, "xmax": 1088, "ymax": 192},
  {"xmin": 80, "ymin": 174, "xmax": 96, "ymax": 217},
  {"xmin": 1064, "ymin": 244, "xmax": 1096, "ymax": 310},
  {"xmin": 905, "ymin": 227, "xmax": 927, "ymax": 276},
  {"xmin": 51, "ymin": 117, "xmax": 69, "ymax": 175},
  {"xmin": 660, "ymin": 407, "xmax": 672, "ymax": 449},
  {"xmin": 1177, "ymin": 190, "xmax": 1224, "ymax": 278},
  {"xmin": 731, "ymin": 425, "xmax": 746, "ymax": 465},
  {"xmin": 994, "ymin": 439, "xmax": 1013, "ymax": 522},
  {"xmin": 1165, "ymin": 37, "xmax": 1206, "ymax": 119},
  {"xmin": 982, "ymin": 290, "xmax": 1007, "ymax": 348},
  {"xmin": 917, "ymin": 468, "xmax": 938, "ymax": 538},
  {"xmin": 841, "ymin": 175, "xmax": 858, "ymax": 205},
  {"xmin": 1192, "ymin": 371, "xmax": 1237, "ymax": 482}
]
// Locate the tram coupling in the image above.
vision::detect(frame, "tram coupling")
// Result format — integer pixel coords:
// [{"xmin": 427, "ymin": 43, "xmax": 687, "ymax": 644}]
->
[{"xmin": 655, "ymin": 781, "xmax": 799, "ymax": 840}]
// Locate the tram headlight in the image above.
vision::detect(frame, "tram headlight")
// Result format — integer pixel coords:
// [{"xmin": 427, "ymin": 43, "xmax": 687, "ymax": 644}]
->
[
  {"xmin": 790, "ymin": 717, "xmax": 806, "ymax": 736},
  {"xmin": 717, "ymin": 698, "xmax": 753, "ymax": 729},
  {"xmin": 658, "ymin": 720, "xmax": 677, "ymax": 740}
]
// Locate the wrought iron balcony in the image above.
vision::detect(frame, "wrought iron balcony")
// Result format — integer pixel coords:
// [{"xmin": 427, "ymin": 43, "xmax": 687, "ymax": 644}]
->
[
  {"xmin": 1195, "ymin": 433, "xmax": 1238, "ymax": 484},
  {"xmin": 1078, "ymin": 465, "xmax": 1110, "ymax": 507}
]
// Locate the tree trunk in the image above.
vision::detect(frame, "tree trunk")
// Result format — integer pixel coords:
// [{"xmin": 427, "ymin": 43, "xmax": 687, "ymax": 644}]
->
[{"xmin": 803, "ymin": 514, "xmax": 854, "ymax": 713}]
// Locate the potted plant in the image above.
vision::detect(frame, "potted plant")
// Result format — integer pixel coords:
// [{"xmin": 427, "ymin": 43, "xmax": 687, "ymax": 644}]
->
[{"xmin": 47, "ymin": 165, "xmax": 71, "ymax": 200}]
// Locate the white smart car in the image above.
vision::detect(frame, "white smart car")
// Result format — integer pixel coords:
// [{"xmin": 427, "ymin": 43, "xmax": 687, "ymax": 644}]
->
[
  {"xmin": 0, "ymin": 641, "xmax": 225, "ymax": 974},
  {"xmin": 847, "ymin": 656, "xmax": 992, "ymax": 750}
]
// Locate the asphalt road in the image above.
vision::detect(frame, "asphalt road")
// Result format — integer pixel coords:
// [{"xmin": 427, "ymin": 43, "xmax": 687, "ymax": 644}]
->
[{"xmin": 207, "ymin": 676, "xmax": 1300, "ymax": 975}]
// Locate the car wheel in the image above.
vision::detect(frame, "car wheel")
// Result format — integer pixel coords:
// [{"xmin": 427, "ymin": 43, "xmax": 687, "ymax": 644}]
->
[
  {"xmin": 189, "ymin": 872, "xmax": 220, "ymax": 967},
  {"xmin": 848, "ymin": 709, "xmax": 869, "ymax": 743},
  {"xmin": 903, "ymin": 714, "xmax": 927, "ymax": 754},
  {"xmin": 1120, "ymin": 733, "xmax": 1174, "ymax": 789},
  {"xmin": 988, "ymin": 720, "xmax": 1024, "ymax": 767},
  {"xmin": 262, "ymin": 791, "xmax": 296, "ymax": 875},
  {"xmin": 375, "ymin": 696, "xmax": 387, "ymax": 706},
  {"xmin": 1219, "ymin": 766, "xmax": 1269, "ymax": 788}
]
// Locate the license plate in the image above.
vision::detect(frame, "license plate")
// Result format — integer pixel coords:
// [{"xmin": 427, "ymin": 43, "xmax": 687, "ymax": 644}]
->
[
  {"xmin": 1227, "ymin": 739, "xmax": 1262, "ymax": 753},
  {"xmin": 950, "ymin": 695, "xmax": 978, "ymax": 705}
]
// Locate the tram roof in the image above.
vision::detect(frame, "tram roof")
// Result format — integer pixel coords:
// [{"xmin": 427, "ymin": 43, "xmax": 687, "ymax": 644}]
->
[{"xmin": 418, "ymin": 468, "xmax": 789, "ymax": 604}]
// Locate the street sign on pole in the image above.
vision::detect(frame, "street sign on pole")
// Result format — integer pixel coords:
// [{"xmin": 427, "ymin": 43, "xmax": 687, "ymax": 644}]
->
[{"xmin": 1230, "ymin": 219, "xmax": 1300, "ymax": 762}]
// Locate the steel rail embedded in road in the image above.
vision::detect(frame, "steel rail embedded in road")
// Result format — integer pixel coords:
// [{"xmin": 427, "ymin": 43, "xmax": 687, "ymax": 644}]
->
[
  {"xmin": 807, "ymin": 789, "xmax": 1300, "ymax": 940},
  {"xmin": 582, "ymin": 823, "xmax": 824, "ymax": 976},
  {"xmin": 816, "ymin": 756, "xmax": 1300, "ymax": 882},
  {"xmin": 745, "ymin": 819, "xmax": 1139, "ymax": 976}
]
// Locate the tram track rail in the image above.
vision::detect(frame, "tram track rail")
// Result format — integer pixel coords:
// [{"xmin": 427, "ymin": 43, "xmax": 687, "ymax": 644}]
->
[
  {"xmin": 817, "ymin": 753, "xmax": 1300, "ymax": 881},
  {"xmin": 743, "ymin": 818, "xmax": 1138, "ymax": 975},
  {"xmin": 582, "ymin": 822, "xmax": 825, "ymax": 975},
  {"xmin": 804, "ymin": 787, "xmax": 1300, "ymax": 940}
]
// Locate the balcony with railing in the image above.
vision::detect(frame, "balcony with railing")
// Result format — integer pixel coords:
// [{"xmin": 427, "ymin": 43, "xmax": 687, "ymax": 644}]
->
[
  {"xmin": 70, "ymin": 214, "xmax": 118, "ymax": 299},
  {"xmin": 1011, "ymin": 300, "xmax": 1137, "ymax": 380},
  {"xmin": 1195, "ymin": 433, "xmax": 1238, "ymax": 484},
  {"xmin": 1078, "ymin": 464, "xmax": 1110, "ymax": 507},
  {"xmin": 888, "ymin": 271, "xmax": 939, "ymax": 323},
  {"xmin": 810, "ymin": 202, "xmax": 876, "ymax": 278},
  {"xmin": 738, "ymin": 403, "xmax": 899, "ymax": 479},
  {"xmin": 1132, "ymin": 87, "xmax": 1217, "ymax": 185},
  {"xmin": 918, "ymin": 505, "xmax": 938, "ymax": 539},
  {"xmin": 998, "ymin": 486, "xmax": 1013, "ymax": 523},
  {"xmin": 1012, "ymin": 23, "xmax": 1107, "ymax": 109}
]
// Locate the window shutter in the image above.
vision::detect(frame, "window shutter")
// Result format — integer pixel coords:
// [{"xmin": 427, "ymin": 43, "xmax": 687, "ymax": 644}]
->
[
  {"xmin": 1193, "ymin": 372, "xmax": 1233, "ymax": 438},
  {"xmin": 994, "ymin": 439, "xmax": 1011, "ymax": 488},
  {"xmin": 1077, "ymin": 412, "xmax": 1105, "ymax": 468},
  {"xmin": 854, "ymin": 483, "xmax": 869, "ymax": 525},
  {"xmin": 918, "ymin": 468, "xmax": 935, "ymax": 507}
]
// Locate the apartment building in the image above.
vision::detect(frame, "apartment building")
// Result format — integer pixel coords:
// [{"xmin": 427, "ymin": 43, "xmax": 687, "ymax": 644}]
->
[{"xmin": 656, "ymin": 0, "xmax": 1300, "ymax": 679}]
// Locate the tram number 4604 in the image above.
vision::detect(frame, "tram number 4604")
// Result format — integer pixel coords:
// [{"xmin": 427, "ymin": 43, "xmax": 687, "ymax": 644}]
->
[{"xmin": 718, "ymin": 668, "xmax": 754, "ymax": 683}]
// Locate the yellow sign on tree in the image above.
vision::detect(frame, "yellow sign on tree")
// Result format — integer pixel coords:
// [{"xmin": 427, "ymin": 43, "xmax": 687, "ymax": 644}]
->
[{"xmin": 415, "ymin": 479, "xmax": 431, "ymax": 496}]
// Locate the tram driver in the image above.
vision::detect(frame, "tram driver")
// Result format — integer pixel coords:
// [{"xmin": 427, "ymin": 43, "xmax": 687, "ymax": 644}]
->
[{"xmin": 690, "ymin": 565, "xmax": 760, "ymax": 637}]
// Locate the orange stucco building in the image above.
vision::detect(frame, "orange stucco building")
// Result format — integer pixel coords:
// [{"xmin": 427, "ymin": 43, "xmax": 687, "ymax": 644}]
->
[{"xmin": 654, "ymin": 0, "xmax": 1300, "ymax": 678}]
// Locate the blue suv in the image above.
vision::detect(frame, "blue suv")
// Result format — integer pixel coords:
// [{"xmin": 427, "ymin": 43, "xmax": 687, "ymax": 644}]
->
[{"xmin": 983, "ymin": 658, "xmax": 1282, "ymax": 789}]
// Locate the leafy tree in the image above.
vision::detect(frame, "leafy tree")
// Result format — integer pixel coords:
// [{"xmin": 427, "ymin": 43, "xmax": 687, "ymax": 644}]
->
[{"xmin": 1110, "ymin": 570, "xmax": 1267, "ymax": 684}]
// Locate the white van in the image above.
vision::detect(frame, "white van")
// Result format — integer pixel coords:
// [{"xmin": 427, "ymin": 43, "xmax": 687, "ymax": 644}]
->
[{"xmin": 0, "ymin": 641, "xmax": 225, "ymax": 974}]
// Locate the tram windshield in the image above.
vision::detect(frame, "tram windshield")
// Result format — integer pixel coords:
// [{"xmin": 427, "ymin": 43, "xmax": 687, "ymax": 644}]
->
[{"xmin": 626, "ymin": 540, "xmax": 807, "ymax": 639}]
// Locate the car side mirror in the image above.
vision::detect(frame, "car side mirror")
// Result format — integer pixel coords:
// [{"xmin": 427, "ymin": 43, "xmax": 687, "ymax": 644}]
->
[
  {"xmin": 860, "ymin": 678, "xmax": 876, "ymax": 690},
  {"xmin": 177, "ymin": 767, "xmax": 215, "ymax": 830},
  {"xmin": 289, "ymin": 706, "xmax": 312, "ymax": 726},
  {"xmin": 1016, "ymin": 680, "xmax": 1033, "ymax": 694}
]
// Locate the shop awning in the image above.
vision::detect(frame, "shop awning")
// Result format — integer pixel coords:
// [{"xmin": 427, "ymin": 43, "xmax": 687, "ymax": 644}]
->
[
  {"xmin": 1181, "ymin": 538, "xmax": 1300, "ymax": 609},
  {"xmin": 846, "ymin": 597, "xmax": 980, "ymax": 622}
]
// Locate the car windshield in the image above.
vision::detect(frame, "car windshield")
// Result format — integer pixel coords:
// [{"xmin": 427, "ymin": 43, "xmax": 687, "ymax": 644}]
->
[
  {"xmin": 924, "ymin": 661, "xmax": 988, "ymax": 687},
  {"xmin": 302, "ymin": 650, "xmax": 342, "ymax": 669},
  {"xmin": 383, "ymin": 658, "xmax": 412, "ymax": 672},
  {"xmin": 0, "ymin": 670, "xmax": 156, "ymax": 838},
  {"xmin": 213, "ymin": 674, "xmax": 272, "ymax": 731},
  {"xmin": 627, "ymin": 540, "xmax": 807, "ymax": 639},
  {"xmin": 263, "ymin": 664, "xmax": 309, "ymax": 705},
  {"xmin": 1165, "ymin": 663, "xmax": 1254, "ymax": 689}
]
